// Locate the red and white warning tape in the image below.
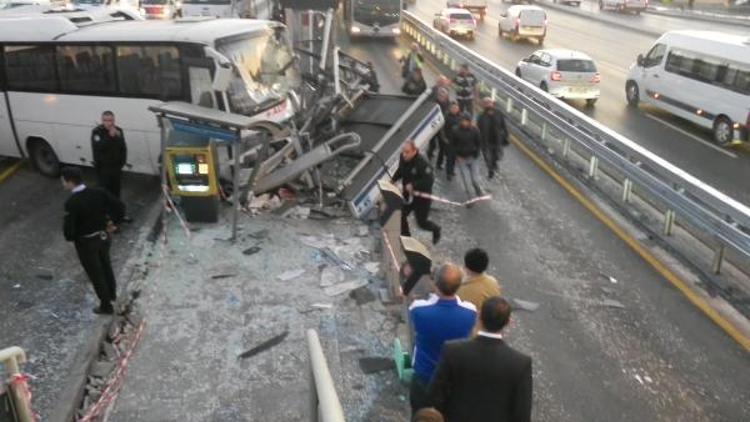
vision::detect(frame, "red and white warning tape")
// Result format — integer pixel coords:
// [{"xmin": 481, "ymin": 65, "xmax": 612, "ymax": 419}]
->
[
  {"xmin": 411, "ymin": 191, "xmax": 492, "ymax": 207},
  {"xmin": 77, "ymin": 319, "xmax": 146, "ymax": 422}
]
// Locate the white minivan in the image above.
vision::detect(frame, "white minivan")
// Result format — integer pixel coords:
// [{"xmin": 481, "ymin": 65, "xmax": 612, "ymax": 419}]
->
[
  {"xmin": 625, "ymin": 31, "xmax": 750, "ymax": 146},
  {"xmin": 498, "ymin": 5, "xmax": 547, "ymax": 45}
]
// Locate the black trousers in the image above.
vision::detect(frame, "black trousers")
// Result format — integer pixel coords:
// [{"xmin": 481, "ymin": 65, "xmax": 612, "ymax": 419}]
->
[
  {"xmin": 410, "ymin": 375, "xmax": 431, "ymax": 416},
  {"xmin": 74, "ymin": 235, "xmax": 117, "ymax": 309},
  {"xmin": 97, "ymin": 168, "xmax": 122, "ymax": 199},
  {"xmin": 401, "ymin": 197, "xmax": 440, "ymax": 237},
  {"xmin": 428, "ymin": 133, "xmax": 447, "ymax": 168},
  {"xmin": 483, "ymin": 144, "xmax": 501, "ymax": 176},
  {"xmin": 458, "ymin": 98, "xmax": 474, "ymax": 115}
]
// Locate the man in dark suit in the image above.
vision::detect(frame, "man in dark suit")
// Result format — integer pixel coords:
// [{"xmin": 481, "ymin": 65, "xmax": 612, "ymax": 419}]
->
[
  {"xmin": 428, "ymin": 296, "xmax": 533, "ymax": 422},
  {"xmin": 61, "ymin": 167, "xmax": 125, "ymax": 315}
]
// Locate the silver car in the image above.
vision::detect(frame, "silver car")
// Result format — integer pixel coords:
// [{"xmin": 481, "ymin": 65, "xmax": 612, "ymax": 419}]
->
[
  {"xmin": 515, "ymin": 49, "xmax": 601, "ymax": 107},
  {"xmin": 433, "ymin": 8, "xmax": 477, "ymax": 40}
]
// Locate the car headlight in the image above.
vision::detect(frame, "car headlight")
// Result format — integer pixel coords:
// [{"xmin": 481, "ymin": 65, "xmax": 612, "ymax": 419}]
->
[
  {"xmin": 351, "ymin": 26, "xmax": 361, "ymax": 33},
  {"xmin": 392, "ymin": 27, "xmax": 401, "ymax": 35}
]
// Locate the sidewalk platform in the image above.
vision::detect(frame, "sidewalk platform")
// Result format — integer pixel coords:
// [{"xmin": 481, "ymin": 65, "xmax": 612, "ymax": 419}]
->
[{"xmin": 105, "ymin": 207, "xmax": 409, "ymax": 421}]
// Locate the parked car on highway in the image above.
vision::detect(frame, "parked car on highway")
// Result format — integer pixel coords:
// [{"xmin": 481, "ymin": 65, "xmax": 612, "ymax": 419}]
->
[
  {"xmin": 551, "ymin": 0, "xmax": 580, "ymax": 6},
  {"xmin": 498, "ymin": 5, "xmax": 547, "ymax": 45},
  {"xmin": 139, "ymin": 0, "xmax": 181, "ymax": 19},
  {"xmin": 599, "ymin": 0, "xmax": 648, "ymax": 14},
  {"xmin": 626, "ymin": 31, "xmax": 750, "ymax": 146},
  {"xmin": 515, "ymin": 49, "xmax": 601, "ymax": 107},
  {"xmin": 446, "ymin": 0, "xmax": 488, "ymax": 20},
  {"xmin": 433, "ymin": 7, "xmax": 477, "ymax": 40}
]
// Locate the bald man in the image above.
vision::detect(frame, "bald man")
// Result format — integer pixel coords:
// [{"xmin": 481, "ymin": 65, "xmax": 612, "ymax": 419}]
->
[{"xmin": 408, "ymin": 263, "xmax": 477, "ymax": 416}]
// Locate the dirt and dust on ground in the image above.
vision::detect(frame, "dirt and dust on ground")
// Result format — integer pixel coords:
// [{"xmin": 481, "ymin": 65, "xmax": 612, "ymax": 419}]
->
[{"xmin": 68, "ymin": 191, "xmax": 413, "ymax": 422}]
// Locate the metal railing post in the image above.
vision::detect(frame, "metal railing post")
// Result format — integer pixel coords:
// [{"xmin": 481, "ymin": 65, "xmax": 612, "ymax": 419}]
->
[
  {"xmin": 562, "ymin": 139, "xmax": 570, "ymax": 159},
  {"xmin": 712, "ymin": 244, "xmax": 725, "ymax": 275},
  {"xmin": 1, "ymin": 346, "xmax": 34, "ymax": 422},
  {"xmin": 521, "ymin": 108, "xmax": 528, "ymax": 126},
  {"xmin": 663, "ymin": 209, "xmax": 676, "ymax": 236},
  {"xmin": 622, "ymin": 178, "xmax": 633, "ymax": 203},
  {"xmin": 588, "ymin": 156, "xmax": 599, "ymax": 179}
]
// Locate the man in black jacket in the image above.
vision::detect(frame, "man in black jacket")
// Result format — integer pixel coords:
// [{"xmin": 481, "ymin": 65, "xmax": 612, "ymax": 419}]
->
[
  {"xmin": 427, "ymin": 87, "xmax": 450, "ymax": 169},
  {"xmin": 61, "ymin": 167, "xmax": 125, "ymax": 315},
  {"xmin": 443, "ymin": 102, "xmax": 462, "ymax": 181},
  {"xmin": 452, "ymin": 113, "xmax": 484, "ymax": 200},
  {"xmin": 91, "ymin": 111, "xmax": 127, "ymax": 199},
  {"xmin": 452, "ymin": 64, "xmax": 477, "ymax": 116},
  {"xmin": 392, "ymin": 140, "xmax": 441, "ymax": 244},
  {"xmin": 428, "ymin": 296, "xmax": 533, "ymax": 422},
  {"xmin": 477, "ymin": 98, "xmax": 508, "ymax": 179},
  {"xmin": 402, "ymin": 69, "xmax": 427, "ymax": 96}
]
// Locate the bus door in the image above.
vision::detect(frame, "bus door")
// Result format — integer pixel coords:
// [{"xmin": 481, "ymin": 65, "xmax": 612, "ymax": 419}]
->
[{"xmin": 0, "ymin": 92, "xmax": 21, "ymax": 158}]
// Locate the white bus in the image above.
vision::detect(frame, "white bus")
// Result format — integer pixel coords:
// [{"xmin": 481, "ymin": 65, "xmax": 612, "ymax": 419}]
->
[
  {"xmin": 343, "ymin": 0, "xmax": 401, "ymax": 38},
  {"xmin": 0, "ymin": 15, "xmax": 300, "ymax": 176},
  {"xmin": 626, "ymin": 31, "xmax": 750, "ymax": 146},
  {"xmin": 181, "ymin": 0, "xmax": 272, "ymax": 19}
]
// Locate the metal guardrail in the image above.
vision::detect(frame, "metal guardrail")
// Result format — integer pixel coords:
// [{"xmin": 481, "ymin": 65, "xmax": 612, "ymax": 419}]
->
[
  {"xmin": 401, "ymin": 11, "xmax": 750, "ymax": 280},
  {"xmin": 306, "ymin": 329, "xmax": 346, "ymax": 422}
]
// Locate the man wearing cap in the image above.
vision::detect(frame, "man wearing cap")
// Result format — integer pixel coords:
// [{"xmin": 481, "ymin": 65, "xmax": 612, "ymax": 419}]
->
[
  {"xmin": 477, "ymin": 97, "xmax": 508, "ymax": 179},
  {"xmin": 451, "ymin": 113, "xmax": 484, "ymax": 201},
  {"xmin": 392, "ymin": 140, "xmax": 442, "ymax": 244},
  {"xmin": 452, "ymin": 64, "xmax": 478, "ymax": 116}
]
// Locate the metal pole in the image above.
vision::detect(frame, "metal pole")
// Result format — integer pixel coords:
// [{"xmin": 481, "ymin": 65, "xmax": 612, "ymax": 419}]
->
[
  {"xmin": 306, "ymin": 330, "xmax": 346, "ymax": 422},
  {"xmin": 521, "ymin": 108, "xmax": 528, "ymax": 126},
  {"xmin": 159, "ymin": 115, "xmax": 169, "ymax": 245},
  {"xmin": 505, "ymin": 97, "xmax": 513, "ymax": 114},
  {"xmin": 540, "ymin": 122, "xmax": 547, "ymax": 142},
  {"xmin": 320, "ymin": 9, "xmax": 334, "ymax": 71},
  {"xmin": 588, "ymin": 156, "xmax": 599, "ymax": 179},
  {"xmin": 1, "ymin": 347, "xmax": 34, "ymax": 422},
  {"xmin": 622, "ymin": 178, "xmax": 633, "ymax": 203},
  {"xmin": 232, "ymin": 137, "xmax": 240, "ymax": 243},
  {"xmin": 562, "ymin": 138, "xmax": 570, "ymax": 159},
  {"xmin": 712, "ymin": 243, "xmax": 725, "ymax": 275},
  {"xmin": 663, "ymin": 209, "xmax": 676, "ymax": 236}
]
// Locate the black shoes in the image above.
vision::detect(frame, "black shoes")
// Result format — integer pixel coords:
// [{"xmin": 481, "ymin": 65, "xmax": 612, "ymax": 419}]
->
[
  {"xmin": 432, "ymin": 226, "xmax": 442, "ymax": 245},
  {"xmin": 93, "ymin": 306, "xmax": 114, "ymax": 315}
]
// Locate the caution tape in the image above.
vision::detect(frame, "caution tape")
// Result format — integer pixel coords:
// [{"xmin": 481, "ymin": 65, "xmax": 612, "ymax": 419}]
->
[
  {"xmin": 411, "ymin": 191, "xmax": 492, "ymax": 207},
  {"xmin": 161, "ymin": 185, "xmax": 191, "ymax": 239},
  {"xmin": 77, "ymin": 319, "xmax": 146, "ymax": 422}
]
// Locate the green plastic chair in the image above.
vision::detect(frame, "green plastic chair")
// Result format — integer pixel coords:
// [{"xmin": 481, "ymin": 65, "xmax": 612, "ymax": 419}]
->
[{"xmin": 393, "ymin": 338, "xmax": 413, "ymax": 384}]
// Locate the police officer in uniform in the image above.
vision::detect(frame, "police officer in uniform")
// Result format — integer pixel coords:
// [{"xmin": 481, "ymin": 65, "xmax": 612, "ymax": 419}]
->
[
  {"xmin": 392, "ymin": 140, "xmax": 442, "ymax": 244},
  {"xmin": 453, "ymin": 63, "xmax": 478, "ymax": 116},
  {"xmin": 61, "ymin": 167, "xmax": 125, "ymax": 315},
  {"xmin": 92, "ymin": 111, "xmax": 127, "ymax": 199}
]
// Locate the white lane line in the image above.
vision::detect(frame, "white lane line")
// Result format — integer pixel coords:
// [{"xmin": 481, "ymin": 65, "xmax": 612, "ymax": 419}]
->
[{"xmin": 644, "ymin": 114, "xmax": 737, "ymax": 159}]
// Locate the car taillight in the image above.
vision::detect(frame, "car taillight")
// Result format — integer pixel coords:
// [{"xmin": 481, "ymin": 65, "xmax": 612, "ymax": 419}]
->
[
  {"xmin": 551, "ymin": 71, "xmax": 562, "ymax": 81},
  {"xmin": 592, "ymin": 73, "xmax": 601, "ymax": 83}
]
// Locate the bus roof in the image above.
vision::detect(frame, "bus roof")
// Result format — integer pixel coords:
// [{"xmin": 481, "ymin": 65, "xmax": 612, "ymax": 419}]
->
[
  {"xmin": 0, "ymin": 16, "xmax": 276, "ymax": 43},
  {"xmin": 659, "ymin": 31, "xmax": 750, "ymax": 61}
]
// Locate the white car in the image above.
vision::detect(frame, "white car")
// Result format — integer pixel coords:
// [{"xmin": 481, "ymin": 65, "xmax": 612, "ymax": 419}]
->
[
  {"xmin": 599, "ymin": 0, "xmax": 648, "ymax": 14},
  {"xmin": 446, "ymin": 0, "xmax": 488, "ymax": 20},
  {"xmin": 139, "ymin": 0, "xmax": 181, "ymax": 19},
  {"xmin": 433, "ymin": 8, "xmax": 477, "ymax": 40},
  {"xmin": 498, "ymin": 5, "xmax": 547, "ymax": 45},
  {"xmin": 515, "ymin": 49, "xmax": 601, "ymax": 107}
]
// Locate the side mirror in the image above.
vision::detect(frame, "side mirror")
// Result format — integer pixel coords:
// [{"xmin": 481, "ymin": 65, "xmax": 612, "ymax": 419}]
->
[{"xmin": 637, "ymin": 54, "xmax": 644, "ymax": 67}]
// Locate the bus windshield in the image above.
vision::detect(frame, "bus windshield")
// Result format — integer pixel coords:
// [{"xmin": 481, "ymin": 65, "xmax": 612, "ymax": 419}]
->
[
  {"xmin": 353, "ymin": 0, "xmax": 400, "ymax": 26},
  {"xmin": 217, "ymin": 27, "xmax": 301, "ymax": 115}
]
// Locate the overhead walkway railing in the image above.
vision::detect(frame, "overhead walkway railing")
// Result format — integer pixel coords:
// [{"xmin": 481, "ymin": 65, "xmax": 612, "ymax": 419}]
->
[{"xmin": 401, "ymin": 12, "xmax": 750, "ymax": 301}]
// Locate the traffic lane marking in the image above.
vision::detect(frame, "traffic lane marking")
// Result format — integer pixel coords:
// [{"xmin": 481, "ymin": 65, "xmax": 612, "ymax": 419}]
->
[
  {"xmin": 644, "ymin": 114, "xmax": 738, "ymax": 159},
  {"xmin": 508, "ymin": 133, "xmax": 750, "ymax": 352},
  {"xmin": 0, "ymin": 159, "xmax": 24, "ymax": 184}
]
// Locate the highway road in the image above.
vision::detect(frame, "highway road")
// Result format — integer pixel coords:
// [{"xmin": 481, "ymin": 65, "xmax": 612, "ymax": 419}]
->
[
  {"xmin": 409, "ymin": 0, "xmax": 750, "ymax": 206},
  {"xmin": 341, "ymin": 25, "xmax": 750, "ymax": 421}
]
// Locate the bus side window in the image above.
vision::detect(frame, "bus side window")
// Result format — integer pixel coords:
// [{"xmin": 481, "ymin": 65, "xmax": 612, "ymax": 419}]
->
[
  {"xmin": 188, "ymin": 67, "xmax": 215, "ymax": 108},
  {"xmin": 116, "ymin": 45, "xmax": 182, "ymax": 100},
  {"xmin": 4, "ymin": 45, "xmax": 59, "ymax": 92},
  {"xmin": 56, "ymin": 45, "xmax": 116, "ymax": 94}
]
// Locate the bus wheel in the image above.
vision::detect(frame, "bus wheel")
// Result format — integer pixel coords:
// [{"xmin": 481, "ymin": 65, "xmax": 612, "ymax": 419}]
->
[
  {"xmin": 713, "ymin": 116, "xmax": 733, "ymax": 146},
  {"xmin": 29, "ymin": 138, "xmax": 60, "ymax": 177}
]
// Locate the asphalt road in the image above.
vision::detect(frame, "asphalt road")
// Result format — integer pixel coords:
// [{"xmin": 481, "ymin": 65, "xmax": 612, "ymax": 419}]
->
[
  {"xmin": 343, "ymin": 30, "xmax": 749, "ymax": 421},
  {"xmin": 410, "ymin": 0, "xmax": 750, "ymax": 206},
  {"xmin": 0, "ymin": 162, "xmax": 158, "ymax": 419}
]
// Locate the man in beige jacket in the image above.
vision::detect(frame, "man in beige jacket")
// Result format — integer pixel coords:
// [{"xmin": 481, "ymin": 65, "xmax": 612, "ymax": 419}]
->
[{"xmin": 457, "ymin": 248, "xmax": 501, "ymax": 330}]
